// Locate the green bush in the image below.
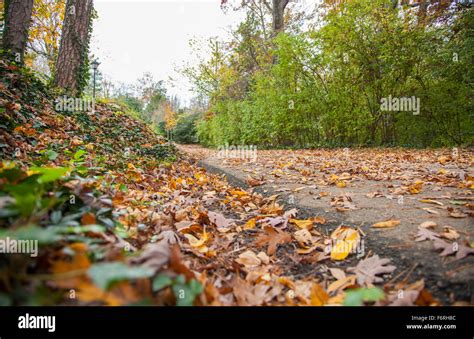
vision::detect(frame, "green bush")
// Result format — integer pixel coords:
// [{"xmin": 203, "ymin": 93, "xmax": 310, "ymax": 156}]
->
[
  {"xmin": 188, "ymin": 1, "xmax": 474, "ymax": 148},
  {"xmin": 173, "ymin": 113, "xmax": 200, "ymax": 144}
]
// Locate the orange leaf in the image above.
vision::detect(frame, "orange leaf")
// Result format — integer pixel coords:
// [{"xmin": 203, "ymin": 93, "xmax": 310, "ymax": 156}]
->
[
  {"xmin": 372, "ymin": 219, "xmax": 400, "ymax": 228},
  {"xmin": 81, "ymin": 212, "xmax": 96, "ymax": 225}
]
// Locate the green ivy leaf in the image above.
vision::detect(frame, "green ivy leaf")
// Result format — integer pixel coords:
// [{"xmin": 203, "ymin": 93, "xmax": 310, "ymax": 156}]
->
[
  {"xmin": 88, "ymin": 262, "xmax": 154, "ymax": 290},
  {"xmin": 152, "ymin": 274, "xmax": 173, "ymax": 292},
  {"xmin": 171, "ymin": 277, "xmax": 203, "ymax": 306},
  {"xmin": 30, "ymin": 167, "xmax": 69, "ymax": 183},
  {"xmin": 0, "ymin": 225, "xmax": 61, "ymax": 245},
  {"xmin": 46, "ymin": 150, "xmax": 59, "ymax": 161}
]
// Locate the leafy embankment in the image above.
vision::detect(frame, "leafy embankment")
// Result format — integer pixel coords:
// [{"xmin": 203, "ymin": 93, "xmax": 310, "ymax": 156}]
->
[
  {"xmin": 0, "ymin": 61, "xmax": 443, "ymax": 306},
  {"xmin": 0, "ymin": 60, "xmax": 183, "ymax": 305}
]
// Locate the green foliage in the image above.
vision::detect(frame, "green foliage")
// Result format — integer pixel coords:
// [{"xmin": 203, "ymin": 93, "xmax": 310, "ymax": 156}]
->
[
  {"xmin": 116, "ymin": 95, "xmax": 143, "ymax": 117},
  {"xmin": 152, "ymin": 273, "xmax": 203, "ymax": 306},
  {"xmin": 188, "ymin": 1, "xmax": 473, "ymax": 148},
  {"xmin": 343, "ymin": 287, "xmax": 386, "ymax": 306},
  {"xmin": 88, "ymin": 262, "xmax": 155, "ymax": 290},
  {"xmin": 138, "ymin": 143, "xmax": 176, "ymax": 161},
  {"xmin": 0, "ymin": 163, "xmax": 115, "ymax": 230},
  {"xmin": 173, "ymin": 113, "xmax": 200, "ymax": 144}
]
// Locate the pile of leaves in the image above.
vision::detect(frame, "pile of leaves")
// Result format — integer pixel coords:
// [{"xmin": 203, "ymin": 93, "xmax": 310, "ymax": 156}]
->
[{"xmin": 0, "ymin": 60, "xmax": 453, "ymax": 306}]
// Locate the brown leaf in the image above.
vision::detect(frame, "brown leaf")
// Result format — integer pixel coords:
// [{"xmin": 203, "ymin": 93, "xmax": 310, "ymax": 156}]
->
[
  {"xmin": 419, "ymin": 221, "xmax": 437, "ymax": 229},
  {"xmin": 327, "ymin": 275, "xmax": 356, "ymax": 295},
  {"xmin": 439, "ymin": 226, "xmax": 459, "ymax": 240},
  {"xmin": 129, "ymin": 240, "xmax": 170, "ymax": 273},
  {"xmin": 235, "ymin": 250, "xmax": 261, "ymax": 267},
  {"xmin": 449, "ymin": 210, "xmax": 467, "ymax": 218},
  {"xmin": 207, "ymin": 211, "xmax": 234, "ymax": 229},
  {"xmin": 433, "ymin": 239, "xmax": 474, "ymax": 260},
  {"xmin": 81, "ymin": 212, "xmax": 96, "ymax": 225},
  {"xmin": 348, "ymin": 255, "xmax": 396, "ymax": 286},
  {"xmin": 415, "ymin": 227, "xmax": 440, "ymax": 242},
  {"xmin": 255, "ymin": 226, "xmax": 291, "ymax": 255}
]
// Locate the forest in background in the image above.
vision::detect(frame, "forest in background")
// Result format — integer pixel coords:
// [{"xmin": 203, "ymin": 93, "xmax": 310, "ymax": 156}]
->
[{"xmin": 2, "ymin": 0, "xmax": 472, "ymax": 148}]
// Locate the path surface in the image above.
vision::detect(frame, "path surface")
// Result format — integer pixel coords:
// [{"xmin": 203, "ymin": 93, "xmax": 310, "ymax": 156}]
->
[{"xmin": 178, "ymin": 144, "xmax": 474, "ymax": 304}]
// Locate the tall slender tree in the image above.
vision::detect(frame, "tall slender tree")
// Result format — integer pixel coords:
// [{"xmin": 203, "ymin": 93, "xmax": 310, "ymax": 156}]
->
[
  {"xmin": 54, "ymin": 0, "xmax": 93, "ymax": 95},
  {"xmin": 2, "ymin": 0, "xmax": 34, "ymax": 64}
]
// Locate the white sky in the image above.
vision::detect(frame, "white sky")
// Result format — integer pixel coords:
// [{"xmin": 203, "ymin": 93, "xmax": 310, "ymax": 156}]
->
[{"xmin": 90, "ymin": 0, "xmax": 245, "ymax": 106}]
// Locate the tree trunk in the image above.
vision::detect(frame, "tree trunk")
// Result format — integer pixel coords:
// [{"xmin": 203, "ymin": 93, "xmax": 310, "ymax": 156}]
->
[
  {"xmin": 54, "ymin": 0, "xmax": 93, "ymax": 95},
  {"xmin": 272, "ymin": 0, "xmax": 289, "ymax": 35},
  {"xmin": 3, "ymin": 0, "xmax": 34, "ymax": 64}
]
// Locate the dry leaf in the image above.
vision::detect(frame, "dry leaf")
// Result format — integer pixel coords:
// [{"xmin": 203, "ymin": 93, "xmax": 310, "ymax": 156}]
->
[
  {"xmin": 235, "ymin": 250, "xmax": 261, "ymax": 267},
  {"xmin": 439, "ymin": 226, "xmax": 459, "ymax": 240},
  {"xmin": 290, "ymin": 218, "xmax": 313, "ymax": 230},
  {"xmin": 415, "ymin": 227, "xmax": 440, "ymax": 242},
  {"xmin": 294, "ymin": 229, "xmax": 313, "ymax": 248},
  {"xmin": 419, "ymin": 221, "xmax": 437, "ymax": 229},
  {"xmin": 372, "ymin": 219, "xmax": 400, "ymax": 228},
  {"xmin": 255, "ymin": 226, "xmax": 291, "ymax": 255},
  {"xmin": 330, "ymin": 226, "xmax": 360, "ymax": 261},
  {"xmin": 348, "ymin": 255, "xmax": 396, "ymax": 286}
]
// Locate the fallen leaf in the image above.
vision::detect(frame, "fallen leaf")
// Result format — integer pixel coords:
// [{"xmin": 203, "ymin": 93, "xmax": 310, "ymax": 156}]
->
[
  {"xmin": 255, "ymin": 226, "xmax": 291, "ymax": 255},
  {"xmin": 207, "ymin": 211, "xmax": 234, "ymax": 229},
  {"xmin": 330, "ymin": 226, "xmax": 360, "ymax": 261},
  {"xmin": 235, "ymin": 250, "xmax": 261, "ymax": 267},
  {"xmin": 419, "ymin": 221, "xmax": 437, "ymax": 229},
  {"xmin": 244, "ymin": 218, "xmax": 256, "ymax": 230},
  {"xmin": 310, "ymin": 283, "xmax": 329, "ymax": 306},
  {"xmin": 415, "ymin": 227, "xmax": 440, "ymax": 242},
  {"xmin": 290, "ymin": 218, "xmax": 313, "ymax": 230},
  {"xmin": 439, "ymin": 226, "xmax": 459, "ymax": 240},
  {"xmin": 433, "ymin": 239, "xmax": 474, "ymax": 260},
  {"xmin": 129, "ymin": 240, "xmax": 171, "ymax": 272},
  {"xmin": 372, "ymin": 219, "xmax": 400, "ymax": 228},
  {"xmin": 328, "ymin": 275, "xmax": 356, "ymax": 295},
  {"xmin": 348, "ymin": 255, "xmax": 396, "ymax": 286},
  {"xmin": 294, "ymin": 228, "xmax": 313, "ymax": 248},
  {"xmin": 419, "ymin": 199, "xmax": 443, "ymax": 206}
]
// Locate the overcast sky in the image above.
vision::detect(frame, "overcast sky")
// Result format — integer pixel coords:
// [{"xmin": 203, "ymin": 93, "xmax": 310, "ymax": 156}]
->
[{"xmin": 90, "ymin": 0, "xmax": 245, "ymax": 106}]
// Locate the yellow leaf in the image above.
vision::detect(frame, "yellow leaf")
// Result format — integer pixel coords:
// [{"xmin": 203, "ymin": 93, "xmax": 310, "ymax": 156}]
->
[
  {"xmin": 330, "ymin": 240, "xmax": 352, "ymax": 260},
  {"xmin": 409, "ymin": 181, "xmax": 423, "ymax": 194},
  {"xmin": 310, "ymin": 283, "xmax": 329, "ymax": 306},
  {"xmin": 230, "ymin": 190, "xmax": 247, "ymax": 197},
  {"xmin": 419, "ymin": 199, "xmax": 443, "ymax": 206},
  {"xmin": 438, "ymin": 155, "xmax": 449, "ymax": 165},
  {"xmin": 290, "ymin": 219, "xmax": 313, "ymax": 230},
  {"xmin": 184, "ymin": 230, "xmax": 208, "ymax": 248},
  {"xmin": 372, "ymin": 219, "xmax": 400, "ymax": 228},
  {"xmin": 330, "ymin": 226, "xmax": 360, "ymax": 261},
  {"xmin": 244, "ymin": 218, "xmax": 256, "ymax": 230}
]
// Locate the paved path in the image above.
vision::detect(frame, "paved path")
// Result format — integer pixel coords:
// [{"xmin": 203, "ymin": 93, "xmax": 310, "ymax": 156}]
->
[{"xmin": 178, "ymin": 144, "xmax": 474, "ymax": 304}]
